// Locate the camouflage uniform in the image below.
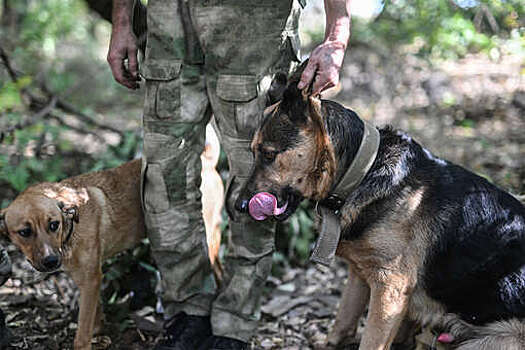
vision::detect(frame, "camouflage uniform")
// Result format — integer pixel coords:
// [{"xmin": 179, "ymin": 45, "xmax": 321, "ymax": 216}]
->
[{"xmin": 140, "ymin": 0, "xmax": 301, "ymax": 341}]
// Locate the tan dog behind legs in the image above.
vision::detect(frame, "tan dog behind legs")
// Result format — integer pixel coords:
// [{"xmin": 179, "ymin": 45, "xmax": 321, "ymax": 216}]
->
[
  {"xmin": 0, "ymin": 131, "xmax": 223, "ymax": 350},
  {"xmin": 201, "ymin": 124, "xmax": 224, "ymax": 282}
]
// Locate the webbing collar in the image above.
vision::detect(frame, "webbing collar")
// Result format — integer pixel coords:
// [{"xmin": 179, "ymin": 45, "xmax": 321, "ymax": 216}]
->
[
  {"xmin": 310, "ymin": 120, "xmax": 380, "ymax": 267},
  {"xmin": 319, "ymin": 120, "xmax": 380, "ymax": 212},
  {"xmin": 63, "ymin": 218, "xmax": 75, "ymax": 247}
]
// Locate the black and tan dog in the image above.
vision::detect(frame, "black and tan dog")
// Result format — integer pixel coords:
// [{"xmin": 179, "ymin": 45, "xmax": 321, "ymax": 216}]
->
[
  {"xmin": 0, "ymin": 127, "xmax": 223, "ymax": 350},
  {"xmin": 235, "ymin": 64, "xmax": 525, "ymax": 350}
]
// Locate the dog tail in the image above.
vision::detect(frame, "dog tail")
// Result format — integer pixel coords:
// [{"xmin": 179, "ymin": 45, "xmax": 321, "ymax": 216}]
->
[{"xmin": 455, "ymin": 319, "xmax": 525, "ymax": 350}]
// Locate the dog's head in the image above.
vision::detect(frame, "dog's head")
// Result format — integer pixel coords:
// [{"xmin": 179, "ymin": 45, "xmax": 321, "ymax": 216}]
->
[
  {"xmin": 235, "ymin": 62, "xmax": 336, "ymax": 221},
  {"xmin": 0, "ymin": 185, "xmax": 86, "ymax": 273}
]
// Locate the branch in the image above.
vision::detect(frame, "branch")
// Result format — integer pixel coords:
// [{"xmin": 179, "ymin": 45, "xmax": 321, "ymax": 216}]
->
[
  {"xmin": 54, "ymin": 98, "xmax": 124, "ymax": 136},
  {"xmin": 0, "ymin": 45, "xmax": 18, "ymax": 82},
  {"xmin": 0, "ymin": 47, "xmax": 124, "ymax": 138},
  {"xmin": 47, "ymin": 113, "xmax": 106, "ymax": 142},
  {"xmin": 481, "ymin": 4, "xmax": 499, "ymax": 33}
]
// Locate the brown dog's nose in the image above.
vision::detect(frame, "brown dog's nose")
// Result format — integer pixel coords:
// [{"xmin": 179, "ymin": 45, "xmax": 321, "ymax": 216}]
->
[
  {"xmin": 235, "ymin": 198, "xmax": 249, "ymax": 213},
  {"xmin": 42, "ymin": 255, "xmax": 60, "ymax": 271}
]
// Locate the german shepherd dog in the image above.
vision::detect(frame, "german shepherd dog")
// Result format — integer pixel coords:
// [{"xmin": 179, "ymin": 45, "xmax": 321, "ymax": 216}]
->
[{"xmin": 235, "ymin": 63, "xmax": 525, "ymax": 349}]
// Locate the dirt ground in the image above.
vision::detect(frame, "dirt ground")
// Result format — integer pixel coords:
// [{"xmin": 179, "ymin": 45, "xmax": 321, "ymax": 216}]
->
[{"xmin": 0, "ymin": 7, "xmax": 524, "ymax": 345}]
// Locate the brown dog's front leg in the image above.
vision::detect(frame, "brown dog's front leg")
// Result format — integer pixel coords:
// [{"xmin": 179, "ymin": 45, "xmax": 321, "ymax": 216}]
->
[
  {"xmin": 72, "ymin": 268, "xmax": 102, "ymax": 350},
  {"xmin": 359, "ymin": 273, "xmax": 414, "ymax": 350},
  {"xmin": 327, "ymin": 264, "xmax": 370, "ymax": 347}
]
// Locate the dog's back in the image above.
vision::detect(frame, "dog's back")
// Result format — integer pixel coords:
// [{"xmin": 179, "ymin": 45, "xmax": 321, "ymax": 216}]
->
[
  {"xmin": 418, "ymin": 160, "xmax": 525, "ymax": 325},
  {"xmin": 60, "ymin": 159, "xmax": 145, "ymax": 259}
]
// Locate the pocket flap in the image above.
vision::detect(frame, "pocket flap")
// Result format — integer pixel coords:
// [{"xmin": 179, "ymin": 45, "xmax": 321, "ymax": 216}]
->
[
  {"xmin": 217, "ymin": 74, "xmax": 258, "ymax": 102},
  {"xmin": 140, "ymin": 59, "xmax": 182, "ymax": 81}
]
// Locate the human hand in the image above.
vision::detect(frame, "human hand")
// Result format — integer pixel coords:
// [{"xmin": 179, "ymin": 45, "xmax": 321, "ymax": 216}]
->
[
  {"xmin": 297, "ymin": 40, "xmax": 346, "ymax": 95},
  {"xmin": 107, "ymin": 26, "xmax": 140, "ymax": 89}
]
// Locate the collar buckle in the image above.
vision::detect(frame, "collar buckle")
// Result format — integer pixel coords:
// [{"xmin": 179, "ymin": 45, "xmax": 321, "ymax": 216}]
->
[{"xmin": 319, "ymin": 194, "xmax": 345, "ymax": 212}]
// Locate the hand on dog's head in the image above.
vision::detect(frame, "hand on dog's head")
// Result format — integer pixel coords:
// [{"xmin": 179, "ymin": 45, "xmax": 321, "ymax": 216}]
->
[{"xmin": 267, "ymin": 60, "xmax": 315, "ymax": 107}]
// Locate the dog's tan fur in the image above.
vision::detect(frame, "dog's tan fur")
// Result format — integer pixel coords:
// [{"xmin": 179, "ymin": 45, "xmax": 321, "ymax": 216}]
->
[{"xmin": 0, "ymin": 135, "xmax": 223, "ymax": 349}]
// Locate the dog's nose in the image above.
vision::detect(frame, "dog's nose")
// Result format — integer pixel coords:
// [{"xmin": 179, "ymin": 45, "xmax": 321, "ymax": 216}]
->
[
  {"xmin": 235, "ymin": 198, "xmax": 249, "ymax": 213},
  {"xmin": 42, "ymin": 255, "xmax": 60, "ymax": 271}
]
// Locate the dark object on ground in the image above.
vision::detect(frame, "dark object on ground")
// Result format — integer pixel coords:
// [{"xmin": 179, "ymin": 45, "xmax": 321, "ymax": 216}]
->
[
  {"xmin": 0, "ymin": 308, "xmax": 12, "ymax": 349},
  {"xmin": 0, "ymin": 249, "xmax": 11, "ymax": 286},
  {"xmin": 154, "ymin": 312, "xmax": 212, "ymax": 350},
  {"xmin": 198, "ymin": 335, "xmax": 248, "ymax": 350}
]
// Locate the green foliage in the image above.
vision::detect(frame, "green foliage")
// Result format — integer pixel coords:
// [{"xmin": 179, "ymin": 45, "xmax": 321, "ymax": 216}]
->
[
  {"xmin": 0, "ymin": 77, "xmax": 31, "ymax": 112},
  {"xmin": 432, "ymin": 13, "xmax": 493, "ymax": 59},
  {"xmin": 351, "ymin": 0, "xmax": 524, "ymax": 59}
]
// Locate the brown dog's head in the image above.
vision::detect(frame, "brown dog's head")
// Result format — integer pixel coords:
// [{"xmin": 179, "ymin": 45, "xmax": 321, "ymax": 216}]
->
[
  {"xmin": 0, "ymin": 184, "xmax": 85, "ymax": 272},
  {"xmin": 235, "ymin": 62, "xmax": 336, "ymax": 221}
]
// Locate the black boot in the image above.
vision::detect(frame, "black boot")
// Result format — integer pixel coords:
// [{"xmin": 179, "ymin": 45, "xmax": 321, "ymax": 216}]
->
[
  {"xmin": 154, "ymin": 312, "xmax": 212, "ymax": 350},
  {"xmin": 199, "ymin": 335, "xmax": 248, "ymax": 350}
]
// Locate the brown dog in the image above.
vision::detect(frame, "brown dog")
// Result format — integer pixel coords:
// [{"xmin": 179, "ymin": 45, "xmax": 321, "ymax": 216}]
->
[
  {"xmin": 0, "ymin": 130, "xmax": 223, "ymax": 350},
  {"xmin": 236, "ymin": 64, "xmax": 525, "ymax": 350}
]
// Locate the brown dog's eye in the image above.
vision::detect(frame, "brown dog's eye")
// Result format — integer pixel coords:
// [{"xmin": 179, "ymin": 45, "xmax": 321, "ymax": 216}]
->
[
  {"xmin": 18, "ymin": 227, "xmax": 32, "ymax": 238},
  {"xmin": 49, "ymin": 221, "xmax": 60, "ymax": 232}
]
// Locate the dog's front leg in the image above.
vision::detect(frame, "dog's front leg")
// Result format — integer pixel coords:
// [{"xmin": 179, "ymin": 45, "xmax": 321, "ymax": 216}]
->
[
  {"xmin": 327, "ymin": 264, "xmax": 370, "ymax": 347},
  {"xmin": 72, "ymin": 268, "xmax": 102, "ymax": 350},
  {"xmin": 359, "ymin": 272, "xmax": 414, "ymax": 350}
]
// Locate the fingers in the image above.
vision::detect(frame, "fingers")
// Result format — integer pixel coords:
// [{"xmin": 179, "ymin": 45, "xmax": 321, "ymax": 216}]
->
[
  {"xmin": 107, "ymin": 38, "xmax": 140, "ymax": 90},
  {"xmin": 312, "ymin": 71, "xmax": 337, "ymax": 96},
  {"xmin": 298, "ymin": 60, "xmax": 318, "ymax": 90},
  {"xmin": 128, "ymin": 47, "xmax": 139, "ymax": 80},
  {"xmin": 108, "ymin": 55, "xmax": 139, "ymax": 90}
]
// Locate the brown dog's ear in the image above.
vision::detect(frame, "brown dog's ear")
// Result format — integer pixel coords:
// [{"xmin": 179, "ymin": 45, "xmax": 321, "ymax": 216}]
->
[{"xmin": 58, "ymin": 201, "xmax": 79, "ymax": 223}]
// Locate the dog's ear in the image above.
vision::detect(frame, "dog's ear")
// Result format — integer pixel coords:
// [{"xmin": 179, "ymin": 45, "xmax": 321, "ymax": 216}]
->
[
  {"xmin": 58, "ymin": 201, "xmax": 79, "ymax": 223},
  {"xmin": 279, "ymin": 60, "xmax": 313, "ymax": 124},
  {"xmin": 266, "ymin": 72, "xmax": 287, "ymax": 106},
  {"xmin": 308, "ymin": 96, "xmax": 336, "ymax": 199},
  {"xmin": 288, "ymin": 59, "xmax": 310, "ymax": 87}
]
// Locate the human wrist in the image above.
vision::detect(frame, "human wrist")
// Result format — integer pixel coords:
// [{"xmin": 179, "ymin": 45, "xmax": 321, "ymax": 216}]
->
[
  {"xmin": 112, "ymin": 0, "xmax": 134, "ymax": 30},
  {"xmin": 324, "ymin": 20, "xmax": 350, "ymax": 48}
]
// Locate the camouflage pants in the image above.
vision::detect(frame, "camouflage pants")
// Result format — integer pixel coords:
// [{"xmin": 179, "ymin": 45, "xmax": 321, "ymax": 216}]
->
[{"xmin": 140, "ymin": 0, "xmax": 300, "ymax": 341}]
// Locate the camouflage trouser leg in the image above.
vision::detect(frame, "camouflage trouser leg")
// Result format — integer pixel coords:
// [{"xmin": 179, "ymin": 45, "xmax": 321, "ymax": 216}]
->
[
  {"xmin": 141, "ymin": 0, "xmax": 301, "ymax": 340},
  {"xmin": 189, "ymin": 0, "xmax": 301, "ymax": 341},
  {"xmin": 141, "ymin": 0, "xmax": 216, "ymax": 318}
]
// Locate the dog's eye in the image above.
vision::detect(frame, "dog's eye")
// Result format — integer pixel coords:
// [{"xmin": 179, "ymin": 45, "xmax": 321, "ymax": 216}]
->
[
  {"xmin": 17, "ymin": 227, "xmax": 32, "ymax": 238},
  {"xmin": 49, "ymin": 221, "xmax": 60, "ymax": 232}
]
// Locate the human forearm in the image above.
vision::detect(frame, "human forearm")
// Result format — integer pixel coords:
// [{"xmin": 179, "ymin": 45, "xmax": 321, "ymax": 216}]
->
[
  {"xmin": 107, "ymin": 0, "xmax": 139, "ymax": 89},
  {"xmin": 298, "ymin": 0, "xmax": 351, "ymax": 94},
  {"xmin": 324, "ymin": 0, "xmax": 351, "ymax": 47},
  {"xmin": 112, "ymin": 0, "xmax": 135, "ymax": 29}
]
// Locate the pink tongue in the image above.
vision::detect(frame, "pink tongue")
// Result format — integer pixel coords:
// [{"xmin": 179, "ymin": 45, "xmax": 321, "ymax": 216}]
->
[
  {"xmin": 437, "ymin": 333, "xmax": 454, "ymax": 343},
  {"xmin": 248, "ymin": 192, "xmax": 288, "ymax": 221}
]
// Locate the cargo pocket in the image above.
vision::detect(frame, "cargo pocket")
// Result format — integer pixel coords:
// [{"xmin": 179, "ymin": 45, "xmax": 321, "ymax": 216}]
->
[
  {"xmin": 141, "ymin": 59, "xmax": 182, "ymax": 120},
  {"xmin": 217, "ymin": 74, "xmax": 264, "ymax": 138},
  {"xmin": 143, "ymin": 163, "xmax": 170, "ymax": 214}
]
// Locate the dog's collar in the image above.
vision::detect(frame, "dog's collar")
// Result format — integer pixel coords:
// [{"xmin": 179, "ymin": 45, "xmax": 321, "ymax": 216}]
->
[
  {"xmin": 320, "ymin": 120, "xmax": 380, "ymax": 212},
  {"xmin": 63, "ymin": 218, "xmax": 75, "ymax": 247},
  {"xmin": 310, "ymin": 120, "xmax": 380, "ymax": 267}
]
